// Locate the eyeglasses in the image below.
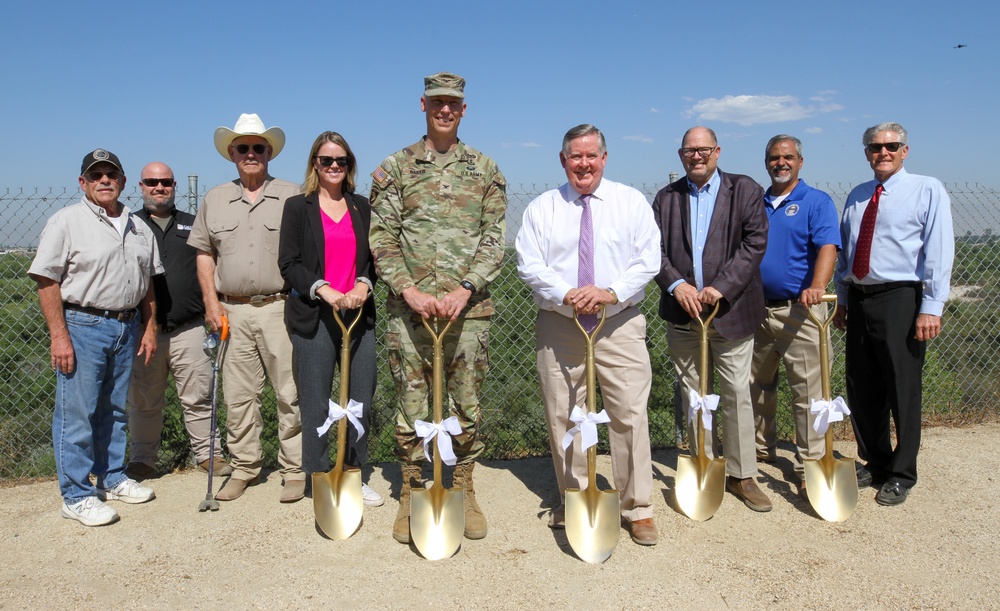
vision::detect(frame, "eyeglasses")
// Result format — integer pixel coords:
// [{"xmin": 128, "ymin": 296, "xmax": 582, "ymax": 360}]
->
[
  {"xmin": 315, "ymin": 156, "xmax": 349, "ymax": 168},
  {"xmin": 234, "ymin": 143, "xmax": 268, "ymax": 155},
  {"xmin": 866, "ymin": 142, "xmax": 906, "ymax": 154},
  {"xmin": 84, "ymin": 170, "xmax": 122, "ymax": 182},
  {"xmin": 141, "ymin": 178, "xmax": 175, "ymax": 188},
  {"xmin": 680, "ymin": 146, "xmax": 718, "ymax": 159}
]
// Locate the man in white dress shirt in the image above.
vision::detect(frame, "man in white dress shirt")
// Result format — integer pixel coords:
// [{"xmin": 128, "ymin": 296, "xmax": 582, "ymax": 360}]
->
[{"xmin": 515, "ymin": 124, "xmax": 662, "ymax": 545}]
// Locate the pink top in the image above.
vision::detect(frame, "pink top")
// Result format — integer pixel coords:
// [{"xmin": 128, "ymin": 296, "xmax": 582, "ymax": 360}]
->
[{"xmin": 321, "ymin": 207, "xmax": 357, "ymax": 293}]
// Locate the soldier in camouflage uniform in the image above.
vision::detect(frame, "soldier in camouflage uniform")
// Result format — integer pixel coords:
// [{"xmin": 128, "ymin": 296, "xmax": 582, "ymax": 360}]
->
[{"xmin": 369, "ymin": 72, "xmax": 507, "ymax": 544}]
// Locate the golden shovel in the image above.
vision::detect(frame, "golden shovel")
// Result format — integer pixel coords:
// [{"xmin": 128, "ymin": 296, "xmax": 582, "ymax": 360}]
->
[
  {"xmin": 802, "ymin": 295, "xmax": 859, "ymax": 522},
  {"xmin": 410, "ymin": 317, "xmax": 465, "ymax": 561},
  {"xmin": 565, "ymin": 308, "xmax": 620, "ymax": 564},
  {"xmin": 312, "ymin": 309, "xmax": 364, "ymax": 540},
  {"xmin": 675, "ymin": 302, "xmax": 727, "ymax": 521}
]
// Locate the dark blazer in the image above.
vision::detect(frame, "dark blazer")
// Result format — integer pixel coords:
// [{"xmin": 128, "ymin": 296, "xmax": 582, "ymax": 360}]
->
[
  {"xmin": 652, "ymin": 170, "xmax": 768, "ymax": 340},
  {"xmin": 278, "ymin": 191, "xmax": 376, "ymax": 336}
]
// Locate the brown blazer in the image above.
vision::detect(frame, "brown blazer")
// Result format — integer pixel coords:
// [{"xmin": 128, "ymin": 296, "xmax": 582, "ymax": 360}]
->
[
  {"xmin": 652, "ymin": 170, "xmax": 768, "ymax": 340},
  {"xmin": 278, "ymin": 191, "xmax": 376, "ymax": 335}
]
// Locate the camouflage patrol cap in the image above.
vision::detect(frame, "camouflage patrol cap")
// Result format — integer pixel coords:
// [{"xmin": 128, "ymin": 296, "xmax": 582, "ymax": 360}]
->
[{"xmin": 424, "ymin": 72, "xmax": 465, "ymax": 98}]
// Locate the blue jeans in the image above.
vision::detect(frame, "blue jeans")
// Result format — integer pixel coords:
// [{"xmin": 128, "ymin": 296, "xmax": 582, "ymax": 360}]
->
[{"xmin": 54, "ymin": 309, "xmax": 139, "ymax": 502}]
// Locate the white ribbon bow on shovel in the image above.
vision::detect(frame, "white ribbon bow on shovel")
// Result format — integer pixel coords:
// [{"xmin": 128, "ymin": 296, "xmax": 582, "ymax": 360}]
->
[
  {"xmin": 414, "ymin": 417, "xmax": 462, "ymax": 466},
  {"xmin": 316, "ymin": 399, "xmax": 365, "ymax": 438},
  {"xmin": 688, "ymin": 389, "xmax": 720, "ymax": 431},
  {"xmin": 561, "ymin": 405, "xmax": 611, "ymax": 451},
  {"xmin": 810, "ymin": 396, "xmax": 851, "ymax": 435}
]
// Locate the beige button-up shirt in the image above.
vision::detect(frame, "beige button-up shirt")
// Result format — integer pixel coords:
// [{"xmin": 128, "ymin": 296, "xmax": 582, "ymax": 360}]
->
[
  {"xmin": 28, "ymin": 197, "xmax": 163, "ymax": 310},
  {"xmin": 187, "ymin": 177, "xmax": 300, "ymax": 297}
]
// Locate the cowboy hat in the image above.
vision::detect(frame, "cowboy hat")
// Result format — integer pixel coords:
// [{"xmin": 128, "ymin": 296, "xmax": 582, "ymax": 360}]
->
[{"xmin": 213, "ymin": 113, "xmax": 285, "ymax": 161}]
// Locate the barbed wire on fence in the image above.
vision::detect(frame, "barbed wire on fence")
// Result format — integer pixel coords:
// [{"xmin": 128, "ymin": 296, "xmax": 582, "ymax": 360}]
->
[{"xmin": 2, "ymin": 183, "xmax": 998, "ymax": 484}]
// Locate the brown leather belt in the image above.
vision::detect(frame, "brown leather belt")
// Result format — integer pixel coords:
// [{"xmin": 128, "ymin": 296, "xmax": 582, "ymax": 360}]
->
[
  {"xmin": 64, "ymin": 303, "xmax": 139, "ymax": 321},
  {"xmin": 219, "ymin": 292, "xmax": 288, "ymax": 305}
]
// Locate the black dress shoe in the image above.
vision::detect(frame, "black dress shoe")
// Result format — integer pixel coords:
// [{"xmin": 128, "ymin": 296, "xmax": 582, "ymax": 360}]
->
[
  {"xmin": 876, "ymin": 481, "xmax": 910, "ymax": 506},
  {"xmin": 856, "ymin": 466, "xmax": 887, "ymax": 489}
]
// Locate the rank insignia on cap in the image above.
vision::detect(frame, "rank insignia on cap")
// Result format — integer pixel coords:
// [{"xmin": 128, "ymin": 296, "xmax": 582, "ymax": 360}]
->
[
  {"xmin": 94, "ymin": 149, "xmax": 110, "ymax": 161},
  {"xmin": 372, "ymin": 167, "xmax": 388, "ymax": 184}
]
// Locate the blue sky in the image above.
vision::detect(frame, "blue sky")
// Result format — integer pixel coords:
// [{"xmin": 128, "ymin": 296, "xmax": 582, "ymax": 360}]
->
[{"xmin": 2, "ymin": 0, "xmax": 996, "ymax": 194}]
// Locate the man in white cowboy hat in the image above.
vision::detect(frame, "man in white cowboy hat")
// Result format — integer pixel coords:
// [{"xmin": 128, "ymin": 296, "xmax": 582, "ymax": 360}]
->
[{"xmin": 188, "ymin": 113, "xmax": 305, "ymax": 503}]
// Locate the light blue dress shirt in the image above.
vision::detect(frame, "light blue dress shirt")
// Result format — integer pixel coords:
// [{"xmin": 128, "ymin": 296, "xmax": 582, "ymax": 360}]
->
[
  {"xmin": 836, "ymin": 168, "xmax": 954, "ymax": 316},
  {"xmin": 668, "ymin": 170, "xmax": 720, "ymax": 294}
]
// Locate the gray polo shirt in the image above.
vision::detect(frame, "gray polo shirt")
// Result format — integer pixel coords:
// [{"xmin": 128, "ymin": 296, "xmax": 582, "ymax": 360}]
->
[
  {"xmin": 187, "ymin": 177, "xmax": 299, "ymax": 297},
  {"xmin": 28, "ymin": 197, "xmax": 163, "ymax": 310}
]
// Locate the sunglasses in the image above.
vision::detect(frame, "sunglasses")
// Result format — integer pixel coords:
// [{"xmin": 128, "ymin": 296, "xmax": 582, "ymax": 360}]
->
[
  {"xmin": 315, "ymin": 156, "xmax": 349, "ymax": 168},
  {"xmin": 84, "ymin": 170, "xmax": 122, "ymax": 182},
  {"xmin": 866, "ymin": 142, "xmax": 906, "ymax": 153},
  {"xmin": 234, "ymin": 143, "xmax": 268, "ymax": 155},
  {"xmin": 141, "ymin": 178, "xmax": 175, "ymax": 188}
]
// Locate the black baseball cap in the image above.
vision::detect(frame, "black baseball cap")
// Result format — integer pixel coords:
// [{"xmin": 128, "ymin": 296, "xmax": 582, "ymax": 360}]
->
[{"xmin": 81, "ymin": 149, "xmax": 125, "ymax": 176}]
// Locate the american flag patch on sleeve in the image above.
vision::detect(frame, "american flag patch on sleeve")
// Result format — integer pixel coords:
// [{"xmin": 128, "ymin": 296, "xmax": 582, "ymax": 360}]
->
[{"xmin": 372, "ymin": 167, "xmax": 388, "ymax": 183}]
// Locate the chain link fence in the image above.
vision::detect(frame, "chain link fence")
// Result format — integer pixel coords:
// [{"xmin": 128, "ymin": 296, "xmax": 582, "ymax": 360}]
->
[{"xmin": 2, "ymin": 182, "xmax": 998, "ymax": 484}]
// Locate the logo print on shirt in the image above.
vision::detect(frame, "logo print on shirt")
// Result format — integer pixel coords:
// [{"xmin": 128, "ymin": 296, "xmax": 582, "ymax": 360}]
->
[{"xmin": 784, "ymin": 204, "xmax": 800, "ymax": 217}]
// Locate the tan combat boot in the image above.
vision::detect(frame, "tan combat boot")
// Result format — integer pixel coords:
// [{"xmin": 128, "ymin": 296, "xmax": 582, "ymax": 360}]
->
[
  {"xmin": 393, "ymin": 464, "xmax": 423, "ymax": 543},
  {"xmin": 453, "ymin": 462, "xmax": 487, "ymax": 539}
]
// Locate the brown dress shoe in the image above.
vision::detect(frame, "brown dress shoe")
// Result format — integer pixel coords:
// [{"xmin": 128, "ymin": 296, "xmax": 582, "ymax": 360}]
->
[
  {"xmin": 198, "ymin": 457, "xmax": 233, "ymax": 477},
  {"xmin": 125, "ymin": 462, "xmax": 155, "ymax": 481},
  {"xmin": 796, "ymin": 479, "xmax": 808, "ymax": 500},
  {"xmin": 547, "ymin": 505, "xmax": 565, "ymax": 529},
  {"xmin": 726, "ymin": 476, "xmax": 773, "ymax": 512},
  {"xmin": 216, "ymin": 477, "xmax": 258, "ymax": 502},
  {"xmin": 623, "ymin": 517, "xmax": 658, "ymax": 546},
  {"xmin": 280, "ymin": 479, "xmax": 306, "ymax": 503}
]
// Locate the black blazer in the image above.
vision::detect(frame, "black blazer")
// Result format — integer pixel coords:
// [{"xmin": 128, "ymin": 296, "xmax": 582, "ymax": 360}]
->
[{"xmin": 278, "ymin": 191, "xmax": 376, "ymax": 335}]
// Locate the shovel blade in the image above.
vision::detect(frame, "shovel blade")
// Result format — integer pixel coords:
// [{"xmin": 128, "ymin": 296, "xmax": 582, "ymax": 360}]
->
[
  {"xmin": 410, "ymin": 484, "xmax": 464, "ymax": 561},
  {"xmin": 312, "ymin": 468, "xmax": 364, "ymax": 540},
  {"xmin": 675, "ymin": 454, "xmax": 727, "ymax": 521},
  {"xmin": 564, "ymin": 486, "xmax": 620, "ymax": 564},
  {"xmin": 803, "ymin": 456, "xmax": 859, "ymax": 522}
]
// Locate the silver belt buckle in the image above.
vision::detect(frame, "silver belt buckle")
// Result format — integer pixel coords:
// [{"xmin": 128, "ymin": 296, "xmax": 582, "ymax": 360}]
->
[{"xmin": 249, "ymin": 294, "xmax": 265, "ymax": 305}]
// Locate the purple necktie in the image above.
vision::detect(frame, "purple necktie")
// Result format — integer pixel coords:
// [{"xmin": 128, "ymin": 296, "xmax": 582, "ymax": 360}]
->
[{"xmin": 578, "ymin": 194, "xmax": 597, "ymax": 331}]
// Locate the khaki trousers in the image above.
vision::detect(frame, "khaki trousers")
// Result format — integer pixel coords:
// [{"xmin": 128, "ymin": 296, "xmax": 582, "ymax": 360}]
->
[
  {"xmin": 222, "ymin": 300, "xmax": 303, "ymax": 482},
  {"xmin": 536, "ymin": 308, "xmax": 654, "ymax": 522},
  {"xmin": 667, "ymin": 322, "xmax": 757, "ymax": 479},
  {"xmin": 751, "ymin": 303, "xmax": 829, "ymax": 477},
  {"xmin": 128, "ymin": 319, "xmax": 221, "ymax": 465}
]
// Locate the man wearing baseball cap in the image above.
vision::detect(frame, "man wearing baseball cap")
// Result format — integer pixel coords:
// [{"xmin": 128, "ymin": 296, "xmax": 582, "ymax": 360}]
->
[
  {"xmin": 188, "ymin": 114, "xmax": 305, "ymax": 503},
  {"xmin": 29, "ymin": 149, "xmax": 163, "ymax": 526}
]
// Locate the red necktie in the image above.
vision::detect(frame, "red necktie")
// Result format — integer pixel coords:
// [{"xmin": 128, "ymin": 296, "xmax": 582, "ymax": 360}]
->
[{"xmin": 852, "ymin": 184, "xmax": 883, "ymax": 280}]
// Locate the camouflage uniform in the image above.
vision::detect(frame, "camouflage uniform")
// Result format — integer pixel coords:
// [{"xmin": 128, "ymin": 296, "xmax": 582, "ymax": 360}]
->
[{"xmin": 369, "ymin": 137, "xmax": 507, "ymax": 464}]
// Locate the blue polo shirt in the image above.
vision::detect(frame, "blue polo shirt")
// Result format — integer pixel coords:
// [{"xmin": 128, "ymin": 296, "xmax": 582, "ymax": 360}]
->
[{"xmin": 760, "ymin": 179, "xmax": 841, "ymax": 300}]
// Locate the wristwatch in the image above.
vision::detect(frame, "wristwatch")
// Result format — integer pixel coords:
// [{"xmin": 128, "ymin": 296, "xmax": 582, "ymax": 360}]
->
[
  {"xmin": 460, "ymin": 280, "xmax": 477, "ymax": 293},
  {"xmin": 606, "ymin": 287, "xmax": 619, "ymax": 304}
]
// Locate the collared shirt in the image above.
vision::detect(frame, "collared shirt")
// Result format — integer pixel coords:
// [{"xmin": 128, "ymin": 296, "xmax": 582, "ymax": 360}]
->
[
  {"xmin": 369, "ymin": 137, "xmax": 507, "ymax": 319},
  {"xmin": 515, "ymin": 178, "xmax": 661, "ymax": 318},
  {"xmin": 761, "ymin": 179, "xmax": 841, "ymax": 300},
  {"xmin": 28, "ymin": 197, "xmax": 163, "ymax": 310},
  {"xmin": 187, "ymin": 177, "xmax": 300, "ymax": 297},
  {"xmin": 134, "ymin": 207, "xmax": 204, "ymax": 328},
  {"xmin": 667, "ymin": 170, "xmax": 721, "ymax": 294},
  {"xmin": 836, "ymin": 168, "xmax": 954, "ymax": 316}
]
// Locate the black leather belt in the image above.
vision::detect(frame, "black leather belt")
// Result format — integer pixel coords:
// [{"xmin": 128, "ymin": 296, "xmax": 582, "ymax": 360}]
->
[
  {"xmin": 161, "ymin": 317, "xmax": 201, "ymax": 334},
  {"xmin": 64, "ymin": 303, "xmax": 138, "ymax": 321},
  {"xmin": 850, "ymin": 281, "xmax": 922, "ymax": 295},
  {"xmin": 220, "ymin": 292, "xmax": 288, "ymax": 305},
  {"xmin": 765, "ymin": 298, "xmax": 795, "ymax": 308}
]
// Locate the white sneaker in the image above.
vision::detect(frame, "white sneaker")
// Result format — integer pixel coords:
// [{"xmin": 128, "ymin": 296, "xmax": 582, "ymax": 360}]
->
[
  {"xmin": 101, "ymin": 478, "xmax": 155, "ymax": 504},
  {"xmin": 362, "ymin": 483, "xmax": 384, "ymax": 507},
  {"xmin": 62, "ymin": 497, "xmax": 119, "ymax": 527}
]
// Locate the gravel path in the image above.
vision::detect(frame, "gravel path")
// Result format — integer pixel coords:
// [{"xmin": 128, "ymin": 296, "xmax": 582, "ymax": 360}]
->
[{"xmin": 1, "ymin": 424, "xmax": 998, "ymax": 610}]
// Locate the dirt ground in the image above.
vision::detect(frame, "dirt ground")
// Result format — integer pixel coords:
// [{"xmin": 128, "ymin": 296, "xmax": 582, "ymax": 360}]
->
[{"xmin": 1, "ymin": 424, "xmax": 998, "ymax": 610}]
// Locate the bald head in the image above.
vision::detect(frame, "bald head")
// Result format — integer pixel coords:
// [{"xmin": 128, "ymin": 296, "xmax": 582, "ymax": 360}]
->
[{"xmin": 139, "ymin": 161, "xmax": 177, "ymax": 217}]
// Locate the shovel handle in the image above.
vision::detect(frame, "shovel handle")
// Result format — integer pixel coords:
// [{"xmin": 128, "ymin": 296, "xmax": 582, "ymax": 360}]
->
[
  {"xmin": 219, "ymin": 315, "xmax": 229, "ymax": 342},
  {"xmin": 573, "ymin": 308, "xmax": 607, "ymax": 491},
  {"xmin": 804, "ymin": 294, "xmax": 839, "ymax": 332},
  {"xmin": 421, "ymin": 317, "xmax": 456, "ymax": 487}
]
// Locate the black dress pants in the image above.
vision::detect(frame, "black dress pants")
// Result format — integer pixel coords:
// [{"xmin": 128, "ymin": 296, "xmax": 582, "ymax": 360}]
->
[{"xmin": 845, "ymin": 284, "xmax": 925, "ymax": 487}]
